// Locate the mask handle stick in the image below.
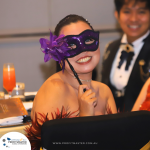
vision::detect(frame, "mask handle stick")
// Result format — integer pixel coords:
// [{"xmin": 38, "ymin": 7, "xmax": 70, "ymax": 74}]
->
[{"xmin": 66, "ymin": 58, "xmax": 86, "ymax": 92}]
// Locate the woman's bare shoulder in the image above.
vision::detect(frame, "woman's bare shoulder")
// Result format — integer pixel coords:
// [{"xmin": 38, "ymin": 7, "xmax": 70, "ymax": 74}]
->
[
  {"xmin": 146, "ymin": 78, "xmax": 150, "ymax": 84},
  {"xmin": 92, "ymin": 81, "xmax": 111, "ymax": 96},
  {"xmin": 31, "ymin": 73, "xmax": 69, "ymax": 120},
  {"xmin": 37, "ymin": 74, "xmax": 69, "ymax": 100},
  {"xmin": 132, "ymin": 77, "xmax": 150, "ymax": 111}
]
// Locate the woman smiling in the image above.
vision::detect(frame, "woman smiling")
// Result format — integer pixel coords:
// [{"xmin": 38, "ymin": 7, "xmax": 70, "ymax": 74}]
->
[{"xmin": 31, "ymin": 14, "xmax": 117, "ymax": 121}]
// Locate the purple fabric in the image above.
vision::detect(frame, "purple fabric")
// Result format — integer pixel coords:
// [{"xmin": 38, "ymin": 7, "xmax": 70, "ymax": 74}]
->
[
  {"xmin": 39, "ymin": 31, "xmax": 71, "ymax": 71},
  {"xmin": 64, "ymin": 29, "xmax": 99, "ymax": 58}
]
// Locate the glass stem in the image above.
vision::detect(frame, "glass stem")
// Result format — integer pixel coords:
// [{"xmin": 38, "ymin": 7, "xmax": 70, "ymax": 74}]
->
[{"xmin": 8, "ymin": 91, "xmax": 12, "ymax": 98}]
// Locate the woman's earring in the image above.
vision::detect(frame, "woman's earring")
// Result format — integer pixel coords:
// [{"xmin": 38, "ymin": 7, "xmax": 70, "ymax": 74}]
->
[
  {"xmin": 60, "ymin": 63, "xmax": 62, "ymax": 69},
  {"xmin": 60, "ymin": 60, "xmax": 63, "ymax": 69}
]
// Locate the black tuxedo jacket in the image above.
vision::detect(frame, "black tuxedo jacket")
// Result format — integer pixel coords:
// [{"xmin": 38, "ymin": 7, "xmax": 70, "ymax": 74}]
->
[{"xmin": 101, "ymin": 34, "xmax": 150, "ymax": 111}]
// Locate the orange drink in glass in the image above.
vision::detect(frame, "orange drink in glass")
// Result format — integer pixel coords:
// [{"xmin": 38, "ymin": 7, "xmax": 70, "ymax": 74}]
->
[{"xmin": 3, "ymin": 63, "xmax": 16, "ymax": 98}]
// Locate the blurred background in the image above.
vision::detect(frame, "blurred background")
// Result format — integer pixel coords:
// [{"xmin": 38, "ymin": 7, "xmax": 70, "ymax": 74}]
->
[{"xmin": 0, "ymin": 0, "xmax": 122, "ymax": 92}]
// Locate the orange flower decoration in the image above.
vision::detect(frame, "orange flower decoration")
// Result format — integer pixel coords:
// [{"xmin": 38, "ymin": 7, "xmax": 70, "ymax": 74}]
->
[{"xmin": 24, "ymin": 106, "xmax": 79, "ymax": 150}]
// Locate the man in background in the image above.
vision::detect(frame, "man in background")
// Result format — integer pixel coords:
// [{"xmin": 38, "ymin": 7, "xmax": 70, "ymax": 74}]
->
[{"xmin": 101, "ymin": 0, "xmax": 150, "ymax": 111}]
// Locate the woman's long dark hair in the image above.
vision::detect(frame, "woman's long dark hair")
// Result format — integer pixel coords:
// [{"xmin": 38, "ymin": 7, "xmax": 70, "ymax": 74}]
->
[{"xmin": 54, "ymin": 14, "xmax": 93, "ymax": 36}]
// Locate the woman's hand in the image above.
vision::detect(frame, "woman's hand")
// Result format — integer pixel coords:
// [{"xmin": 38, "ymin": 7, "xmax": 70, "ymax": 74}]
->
[{"xmin": 78, "ymin": 84, "xmax": 97, "ymax": 117}]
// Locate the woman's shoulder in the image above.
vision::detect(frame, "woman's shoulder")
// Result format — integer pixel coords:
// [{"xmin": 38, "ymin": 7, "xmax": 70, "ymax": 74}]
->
[
  {"xmin": 92, "ymin": 80, "xmax": 111, "ymax": 92},
  {"xmin": 39, "ymin": 73, "xmax": 69, "ymax": 95},
  {"xmin": 31, "ymin": 73, "xmax": 70, "ymax": 118},
  {"xmin": 146, "ymin": 78, "xmax": 150, "ymax": 84},
  {"xmin": 92, "ymin": 81, "xmax": 112, "ymax": 99}
]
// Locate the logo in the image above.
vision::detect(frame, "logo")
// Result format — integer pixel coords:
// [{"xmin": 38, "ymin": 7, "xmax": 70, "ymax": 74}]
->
[{"xmin": 0, "ymin": 132, "xmax": 31, "ymax": 150}]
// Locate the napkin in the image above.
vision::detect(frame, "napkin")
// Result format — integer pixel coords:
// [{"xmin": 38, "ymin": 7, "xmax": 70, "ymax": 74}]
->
[
  {"xmin": 0, "ymin": 116, "xmax": 23, "ymax": 126},
  {"xmin": 24, "ymin": 92, "xmax": 37, "ymax": 96},
  {"xmin": 25, "ymin": 91, "xmax": 37, "ymax": 101},
  {"xmin": 4, "ymin": 91, "xmax": 37, "ymax": 100},
  {"xmin": 23, "ymin": 102, "xmax": 33, "ymax": 110}
]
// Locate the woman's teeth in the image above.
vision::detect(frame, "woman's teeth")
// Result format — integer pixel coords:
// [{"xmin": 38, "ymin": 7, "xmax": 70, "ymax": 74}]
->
[
  {"xmin": 128, "ymin": 25, "xmax": 140, "ymax": 29},
  {"xmin": 77, "ymin": 57, "xmax": 91, "ymax": 63}
]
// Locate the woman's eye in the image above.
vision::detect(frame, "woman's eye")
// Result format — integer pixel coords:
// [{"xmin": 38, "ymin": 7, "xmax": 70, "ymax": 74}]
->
[
  {"xmin": 85, "ymin": 38, "xmax": 95, "ymax": 44},
  {"xmin": 68, "ymin": 43, "xmax": 76, "ymax": 49}
]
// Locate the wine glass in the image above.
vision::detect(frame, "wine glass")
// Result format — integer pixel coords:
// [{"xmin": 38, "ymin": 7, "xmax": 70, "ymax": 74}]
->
[{"xmin": 3, "ymin": 63, "xmax": 16, "ymax": 98}]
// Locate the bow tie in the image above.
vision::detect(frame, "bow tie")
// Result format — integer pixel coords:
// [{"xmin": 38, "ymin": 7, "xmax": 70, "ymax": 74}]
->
[{"xmin": 118, "ymin": 43, "xmax": 134, "ymax": 71}]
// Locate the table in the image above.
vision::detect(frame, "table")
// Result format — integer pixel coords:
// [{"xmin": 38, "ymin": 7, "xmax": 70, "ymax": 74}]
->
[
  {"xmin": 0, "ymin": 123, "xmax": 28, "ymax": 138},
  {"xmin": 0, "ymin": 101, "xmax": 33, "ymax": 138}
]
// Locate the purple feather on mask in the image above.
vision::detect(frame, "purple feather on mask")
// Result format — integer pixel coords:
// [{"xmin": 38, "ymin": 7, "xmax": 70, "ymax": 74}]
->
[{"xmin": 39, "ymin": 31, "xmax": 71, "ymax": 71}]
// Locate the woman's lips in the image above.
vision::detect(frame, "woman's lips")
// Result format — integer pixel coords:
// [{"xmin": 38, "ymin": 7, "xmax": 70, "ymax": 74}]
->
[{"xmin": 76, "ymin": 56, "xmax": 92, "ymax": 64}]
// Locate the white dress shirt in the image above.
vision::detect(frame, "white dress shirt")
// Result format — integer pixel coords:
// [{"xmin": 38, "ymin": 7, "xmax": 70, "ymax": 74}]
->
[{"xmin": 110, "ymin": 30, "xmax": 150, "ymax": 90}]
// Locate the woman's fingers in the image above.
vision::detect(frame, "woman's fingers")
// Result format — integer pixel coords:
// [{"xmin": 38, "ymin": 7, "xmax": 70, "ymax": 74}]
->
[
  {"xmin": 78, "ymin": 84, "xmax": 97, "ymax": 116},
  {"xmin": 78, "ymin": 85, "xmax": 97, "ymax": 105},
  {"xmin": 78, "ymin": 84, "xmax": 90, "ymax": 95},
  {"xmin": 87, "ymin": 97, "xmax": 97, "ymax": 107},
  {"xmin": 86, "ymin": 92, "xmax": 96, "ymax": 99}
]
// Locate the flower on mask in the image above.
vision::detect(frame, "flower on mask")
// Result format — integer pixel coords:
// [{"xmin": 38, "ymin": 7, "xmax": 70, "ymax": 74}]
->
[{"xmin": 39, "ymin": 31, "xmax": 71, "ymax": 71}]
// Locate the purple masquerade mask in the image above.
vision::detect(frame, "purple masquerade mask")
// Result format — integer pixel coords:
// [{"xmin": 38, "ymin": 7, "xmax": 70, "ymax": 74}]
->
[
  {"xmin": 39, "ymin": 30, "xmax": 99, "ymax": 71},
  {"xmin": 64, "ymin": 29, "xmax": 100, "ymax": 58}
]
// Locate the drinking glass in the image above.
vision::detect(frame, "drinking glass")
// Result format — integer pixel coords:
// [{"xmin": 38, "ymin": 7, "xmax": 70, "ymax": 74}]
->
[
  {"xmin": 3, "ymin": 63, "xmax": 16, "ymax": 98},
  {"xmin": 12, "ymin": 82, "xmax": 25, "ymax": 101}
]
